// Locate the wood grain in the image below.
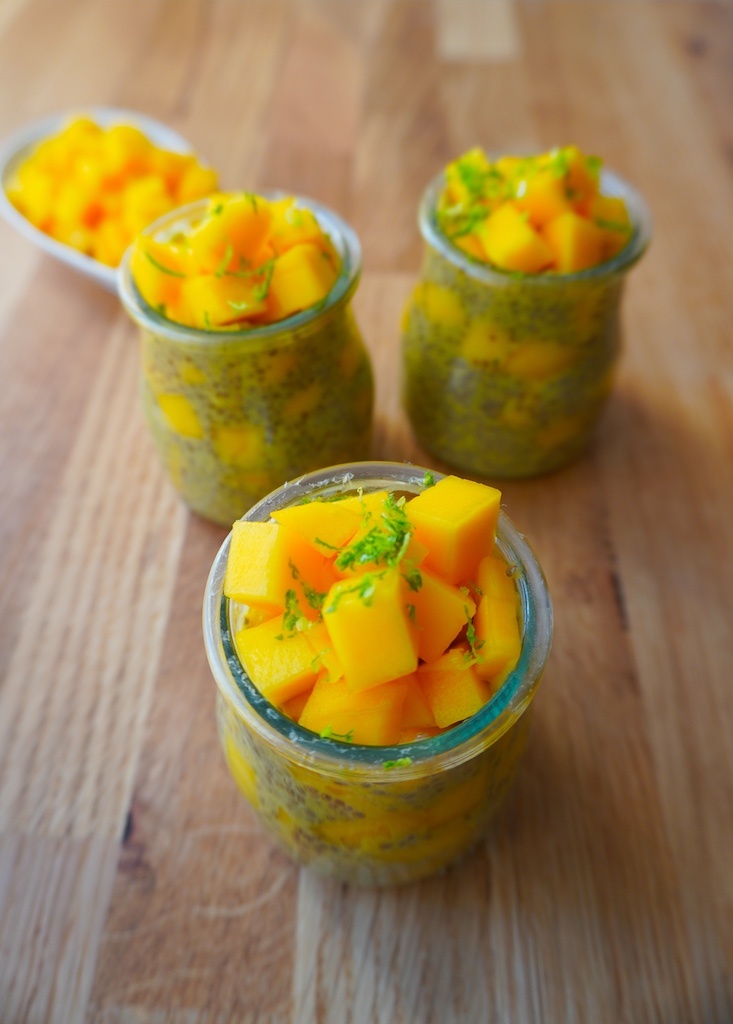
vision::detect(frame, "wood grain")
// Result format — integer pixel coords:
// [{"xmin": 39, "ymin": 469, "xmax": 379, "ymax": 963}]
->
[{"xmin": 0, "ymin": 0, "xmax": 731, "ymax": 1022}]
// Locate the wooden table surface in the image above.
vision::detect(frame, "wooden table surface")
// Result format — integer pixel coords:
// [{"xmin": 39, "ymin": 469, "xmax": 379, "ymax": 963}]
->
[{"xmin": 1, "ymin": 1, "xmax": 732, "ymax": 1021}]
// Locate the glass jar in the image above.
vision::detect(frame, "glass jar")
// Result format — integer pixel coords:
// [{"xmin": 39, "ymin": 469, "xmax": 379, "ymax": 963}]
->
[
  {"xmin": 118, "ymin": 196, "xmax": 374, "ymax": 526},
  {"xmin": 203, "ymin": 462, "xmax": 553, "ymax": 886},
  {"xmin": 401, "ymin": 169, "xmax": 651, "ymax": 478}
]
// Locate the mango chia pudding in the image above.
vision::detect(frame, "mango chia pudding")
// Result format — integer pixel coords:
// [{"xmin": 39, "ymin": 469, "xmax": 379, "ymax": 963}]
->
[
  {"xmin": 118, "ymin": 193, "xmax": 374, "ymax": 525},
  {"xmin": 203, "ymin": 463, "xmax": 552, "ymax": 885},
  {"xmin": 402, "ymin": 146, "xmax": 651, "ymax": 478}
]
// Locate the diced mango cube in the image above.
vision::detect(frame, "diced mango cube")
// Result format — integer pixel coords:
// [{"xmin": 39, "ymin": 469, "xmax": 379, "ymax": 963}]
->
[
  {"xmin": 411, "ymin": 568, "xmax": 475, "ymax": 663},
  {"xmin": 323, "ymin": 569, "xmax": 418, "ymax": 692},
  {"xmin": 187, "ymin": 193, "xmax": 273, "ymax": 274},
  {"xmin": 401, "ymin": 675, "xmax": 436, "ymax": 730},
  {"xmin": 406, "ymin": 475, "xmax": 501, "ymax": 585},
  {"xmin": 415, "ymin": 281, "xmax": 466, "ymax": 331},
  {"xmin": 473, "ymin": 594, "xmax": 521, "ymax": 681},
  {"xmin": 304, "ymin": 622, "xmax": 344, "ymax": 683},
  {"xmin": 280, "ymin": 686, "xmax": 314, "ymax": 722},
  {"xmin": 271, "ymin": 501, "xmax": 362, "ymax": 555},
  {"xmin": 234, "ymin": 614, "xmax": 319, "ymax": 705},
  {"xmin": 418, "ymin": 647, "xmax": 492, "ymax": 728},
  {"xmin": 268, "ymin": 198, "xmax": 333, "ymax": 256},
  {"xmin": 299, "ymin": 673, "xmax": 408, "ymax": 745},
  {"xmin": 476, "ymin": 555, "xmax": 517, "ymax": 603},
  {"xmin": 224, "ymin": 520, "xmax": 326, "ymax": 615},
  {"xmin": 157, "ymin": 393, "xmax": 204, "ymax": 438},
  {"xmin": 211, "ymin": 423, "xmax": 265, "ymax": 467},
  {"xmin": 268, "ymin": 242, "xmax": 338, "ymax": 320},
  {"xmin": 130, "ymin": 237, "xmax": 187, "ymax": 310},
  {"xmin": 543, "ymin": 210, "xmax": 605, "ymax": 273},
  {"xmin": 515, "ymin": 169, "xmax": 572, "ymax": 227},
  {"xmin": 475, "ymin": 203, "xmax": 554, "ymax": 273},
  {"xmin": 177, "ymin": 163, "xmax": 219, "ymax": 204},
  {"xmin": 506, "ymin": 340, "xmax": 579, "ymax": 380},
  {"xmin": 182, "ymin": 274, "xmax": 267, "ymax": 329}
]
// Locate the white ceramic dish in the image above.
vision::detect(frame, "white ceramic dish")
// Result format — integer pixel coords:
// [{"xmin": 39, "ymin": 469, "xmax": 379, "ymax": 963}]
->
[{"xmin": 0, "ymin": 107, "xmax": 193, "ymax": 292}]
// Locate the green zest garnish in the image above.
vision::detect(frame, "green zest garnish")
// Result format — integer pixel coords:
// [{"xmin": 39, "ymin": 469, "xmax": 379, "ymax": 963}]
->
[
  {"xmin": 335, "ymin": 493, "xmax": 413, "ymax": 573},
  {"xmin": 324, "ymin": 571, "xmax": 386, "ymax": 614},
  {"xmin": 253, "ymin": 259, "xmax": 275, "ymax": 301},
  {"xmin": 383, "ymin": 757, "xmax": 412, "ymax": 770},
  {"xmin": 215, "ymin": 242, "xmax": 233, "ymax": 277},
  {"xmin": 144, "ymin": 249, "xmax": 187, "ymax": 278},
  {"xmin": 594, "ymin": 217, "xmax": 632, "ymax": 234},
  {"xmin": 422, "ymin": 470, "xmax": 436, "ymax": 489},
  {"xmin": 464, "ymin": 605, "xmax": 485, "ymax": 663},
  {"xmin": 320, "ymin": 725, "xmax": 354, "ymax": 742},
  {"xmin": 402, "ymin": 567, "xmax": 423, "ymax": 592}
]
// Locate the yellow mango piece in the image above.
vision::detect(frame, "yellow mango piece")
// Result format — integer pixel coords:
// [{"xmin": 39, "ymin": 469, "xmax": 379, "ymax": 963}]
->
[
  {"xmin": 473, "ymin": 594, "xmax": 521, "ymax": 682},
  {"xmin": 506, "ymin": 340, "xmax": 579, "ymax": 380},
  {"xmin": 267, "ymin": 198, "xmax": 333, "ymax": 256},
  {"xmin": 102, "ymin": 124, "xmax": 152, "ymax": 178},
  {"xmin": 304, "ymin": 622, "xmax": 344, "ymax": 683},
  {"xmin": 476, "ymin": 554, "xmax": 517, "ymax": 603},
  {"xmin": 323, "ymin": 569, "xmax": 418, "ymax": 692},
  {"xmin": 543, "ymin": 210, "xmax": 605, "ymax": 272},
  {"xmin": 590, "ymin": 195, "xmax": 632, "ymax": 260},
  {"xmin": 93, "ymin": 219, "xmax": 131, "ymax": 267},
  {"xmin": 563, "ymin": 145, "xmax": 600, "ymax": 204},
  {"xmin": 282, "ymin": 382, "xmax": 323, "ymax": 420},
  {"xmin": 416, "ymin": 281, "xmax": 466, "ymax": 331},
  {"xmin": 224, "ymin": 732, "xmax": 259, "ymax": 808},
  {"xmin": 122, "ymin": 174, "xmax": 170, "ymax": 234},
  {"xmin": 224, "ymin": 520, "xmax": 326, "ymax": 615},
  {"xmin": 443, "ymin": 146, "xmax": 493, "ymax": 206},
  {"xmin": 268, "ymin": 242, "xmax": 338, "ymax": 321},
  {"xmin": 475, "ymin": 203, "xmax": 554, "ymax": 273},
  {"xmin": 515, "ymin": 169, "xmax": 572, "ymax": 228},
  {"xmin": 234, "ymin": 614, "xmax": 319, "ymax": 705},
  {"xmin": 149, "ymin": 149, "xmax": 194, "ymax": 192},
  {"xmin": 299, "ymin": 673, "xmax": 408, "ymax": 745},
  {"xmin": 401, "ymin": 675, "xmax": 436, "ymax": 731},
  {"xmin": 182, "ymin": 274, "xmax": 267, "ymax": 329},
  {"xmin": 454, "ymin": 233, "xmax": 486, "ymax": 260},
  {"xmin": 418, "ymin": 646, "xmax": 492, "ymax": 728},
  {"xmin": 8, "ymin": 164, "xmax": 55, "ymax": 228},
  {"xmin": 411, "ymin": 568, "xmax": 475, "ymax": 663},
  {"xmin": 336, "ymin": 490, "xmax": 391, "ymax": 518},
  {"xmin": 406, "ymin": 475, "xmax": 501, "ymax": 585},
  {"xmin": 211, "ymin": 423, "xmax": 265, "ymax": 467},
  {"xmin": 271, "ymin": 501, "xmax": 362, "ymax": 555},
  {"xmin": 176, "ymin": 163, "xmax": 218, "ymax": 204},
  {"xmin": 130, "ymin": 237, "xmax": 187, "ymax": 311},
  {"xmin": 157, "ymin": 394, "xmax": 204, "ymax": 438},
  {"xmin": 590, "ymin": 194, "xmax": 630, "ymax": 231},
  {"xmin": 280, "ymin": 686, "xmax": 313, "ymax": 722},
  {"xmin": 461, "ymin": 318, "xmax": 510, "ymax": 365},
  {"xmin": 188, "ymin": 194, "xmax": 273, "ymax": 274}
]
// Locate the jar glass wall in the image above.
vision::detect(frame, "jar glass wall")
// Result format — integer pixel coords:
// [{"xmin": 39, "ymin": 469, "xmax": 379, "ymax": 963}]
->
[
  {"xmin": 401, "ymin": 170, "xmax": 651, "ymax": 478},
  {"xmin": 203, "ymin": 462, "xmax": 553, "ymax": 886},
  {"xmin": 118, "ymin": 196, "xmax": 374, "ymax": 526}
]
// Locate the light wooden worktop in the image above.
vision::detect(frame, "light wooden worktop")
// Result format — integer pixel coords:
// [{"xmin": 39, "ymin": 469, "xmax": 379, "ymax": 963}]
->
[{"xmin": 0, "ymin": 1, "xmax": 731, "ymax": 1021}]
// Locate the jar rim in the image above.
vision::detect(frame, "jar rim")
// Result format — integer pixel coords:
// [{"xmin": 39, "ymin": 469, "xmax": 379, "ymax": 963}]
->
[
  {"xmin": 116, "ymin": 191, "xmax": 362, "ymax": 344},
  {"xmin": 202, "ymin": 461, "xmax": 554, "ymax": 780},
  {"xmin": 419, "ymin": 164, "xmax": 652, "ymax": 286}
]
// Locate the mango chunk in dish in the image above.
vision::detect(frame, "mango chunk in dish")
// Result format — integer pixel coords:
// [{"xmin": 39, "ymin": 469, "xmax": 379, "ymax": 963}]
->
[{"xmin": 5, "ymin": 115, "xmax": 217, "ymax": 267}]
